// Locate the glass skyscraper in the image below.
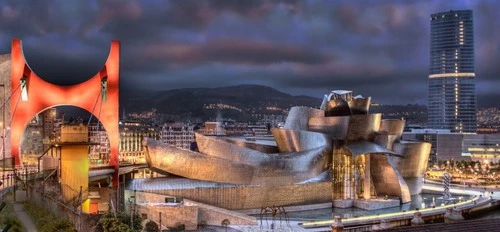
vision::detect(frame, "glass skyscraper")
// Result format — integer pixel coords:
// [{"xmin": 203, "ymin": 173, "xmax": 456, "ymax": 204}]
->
[{"xmin": 428, "ymin": 10, "xmax": 476, "ymax": 133}]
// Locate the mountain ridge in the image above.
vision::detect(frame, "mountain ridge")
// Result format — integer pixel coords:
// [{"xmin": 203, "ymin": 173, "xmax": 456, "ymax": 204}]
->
[
  {"xmin": 121, "ymin": 84, "xmax": 427, "ymax": 124},
  {"xmin": 122, "ymin": 84, "xmax": 320, "ymax": 121}
]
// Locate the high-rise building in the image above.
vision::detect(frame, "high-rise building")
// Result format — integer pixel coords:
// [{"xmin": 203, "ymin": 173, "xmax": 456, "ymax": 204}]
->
[{"xmin": 428, "ymin": 10, "xmax": 477, "ymax": 133}]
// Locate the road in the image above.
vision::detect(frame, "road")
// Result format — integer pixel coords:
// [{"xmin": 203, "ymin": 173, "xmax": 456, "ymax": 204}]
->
[{"xmin": 13, "ymin": 203, "xmax": 37, "ymax": 232}]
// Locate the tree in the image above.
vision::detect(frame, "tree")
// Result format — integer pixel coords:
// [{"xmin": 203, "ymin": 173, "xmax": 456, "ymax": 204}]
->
[
  {"xmin": 96, "ymin": 212, "xmax": 132, "ymax": 232},
  {"xmin": 116, "ymin": 212, "xmax": 143, "ymax": 231},
  {"xmin": 144, "ymin": 221, "xmax": 160, "ymax": 232}
]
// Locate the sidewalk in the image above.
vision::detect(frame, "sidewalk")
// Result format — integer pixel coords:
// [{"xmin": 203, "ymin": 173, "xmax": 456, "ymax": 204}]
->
[{"xmin": 13, "ymin": 203, "xmax": 37, "ymax": 232}]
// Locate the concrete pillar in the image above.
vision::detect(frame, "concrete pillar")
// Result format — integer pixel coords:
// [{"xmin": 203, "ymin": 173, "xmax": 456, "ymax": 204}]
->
[
  {"xmin": 411, "ymin": 211, "xmax": 424, "ymax": 226},
  {"xmin": 444, "ymin": 208, "xmax": 453, "ymax": 223},
  {"xmin": 450, "ymin": 208, "xmax": 465, "ymax": 221},
  {"xmin": 331, "ymin": 216, "xmax": 343, "ymax": 232},
  {"xmin": 364, "ymin": 155, "xmax": 371, "ymax": 200},
  {"xmin": 379, "ymin": 219, "xmax": 391, "ymax": 230}
]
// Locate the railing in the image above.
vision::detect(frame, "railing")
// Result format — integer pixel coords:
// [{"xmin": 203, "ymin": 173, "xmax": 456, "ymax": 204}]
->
[{"xmin": 300, "ymin": 195, "xmax": 490, "ymax": 229}]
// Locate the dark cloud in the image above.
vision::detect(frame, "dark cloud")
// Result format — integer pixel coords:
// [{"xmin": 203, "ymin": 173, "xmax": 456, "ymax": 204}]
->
[
  {"xmin": 138, "ymin": 39, "xmax": 333, "ymax": 66},
  {"xmin": 1, "ymin": 0, "xmax": 500, "ymax": 107}
]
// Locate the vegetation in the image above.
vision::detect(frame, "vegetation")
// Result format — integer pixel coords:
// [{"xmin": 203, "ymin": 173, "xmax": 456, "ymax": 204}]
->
[
  {"xmin": 0, "ymin": 192, "xmax": 23, "ymax": 232},
  {"xmin": 95, "ymin": 212, "xmax": 143, "ymax": 232},
  {"xmin": 144, "ymin": 220, "xmax": 160, "ymax": 232},
  {"xmin": 23, "ymin": 200, "xmax": 75, "ymax": 232},
  {"xmin": 96, "ymin": 213, "xmax": 131, "ymax": 232}
]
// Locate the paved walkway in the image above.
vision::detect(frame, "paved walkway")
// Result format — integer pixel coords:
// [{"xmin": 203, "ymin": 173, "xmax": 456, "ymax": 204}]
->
[{"xmin": 13, "ymin": 203, "xmax": 37, "ymax": 232}]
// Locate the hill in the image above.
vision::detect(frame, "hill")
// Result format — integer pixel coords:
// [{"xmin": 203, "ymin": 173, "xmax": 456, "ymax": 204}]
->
[
  {"xmin": 122, "ymin": 85, "xmax": 428, "ymax": 124},
  {"xmin": 122, "ymin": 85, "xmax": 320, "ymax": 122}
]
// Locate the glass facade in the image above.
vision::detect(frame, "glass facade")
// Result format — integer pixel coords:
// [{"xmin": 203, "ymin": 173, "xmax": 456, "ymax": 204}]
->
[{"xmin": 428, "ymin": 10, "xmax": 477, "ymax": 133}]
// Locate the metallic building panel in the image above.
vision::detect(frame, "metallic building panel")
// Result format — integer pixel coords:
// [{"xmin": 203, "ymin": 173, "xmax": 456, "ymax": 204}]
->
[
  {"xmin": 370, "ymin": 155, "xmax": 411, "ymax": 203},
  {"xmin": 346, "ymin": 114, "xmax": 381, "ymax": 141},
  {"xmin": 126, "ymin": 177, "xmax": 332, "ymax": 210},
  {"xmin": 146, "ymin": 136, "xmax": 332, "ymax": 186},
  {"xmin": 379, "ymin": 119, "xmax": 406, "ymax": 137},
  {"xmin": 144, "ymin": 138, "xmax": 256, "ymax": 185},
  {"xmin": 344, "ymin": 141, "xmax": 401, "ymax": 157},
  {"xmin": 403, "ymin": 177, "xmax": 424, "ymax": 196},
  {"xmin": 271, "ymin": 128, "xmax": 330, "ymax": 152},
  {"xmin": 307, "ymin": 116, "xmax": 349, "ymax": 140},
  {"xmin": 392, "ymin": 141, "xmax": 432, "ymax": 195},
  {"xmin": 196, "ymin": 133, "xmax": 271, "ymax": 166},
  {"xmin": 374, "ymin": 134, "xmax": 400, "ymax": 150},
  {"xmin": 325, "ymin": 99, "xmax": 351, "ymax": 117},
  {"xmin": 348, "ymin": 97, "xmax": 371, "ymax": 115},
  {"xmin": 283, "ymin": 106, "xmax": 324, "ymax": 131},
  {"xmin": 220, "ymin": 138, "xmax": 278, "ymax": 153}
]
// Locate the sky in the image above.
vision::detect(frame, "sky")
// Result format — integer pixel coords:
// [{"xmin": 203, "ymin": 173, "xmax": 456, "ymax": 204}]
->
[{"xmin": 0, "ymin": 0, "xmax": 500, "ymax": 107}]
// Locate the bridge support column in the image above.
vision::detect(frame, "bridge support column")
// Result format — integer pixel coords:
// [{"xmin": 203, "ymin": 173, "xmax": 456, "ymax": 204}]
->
[
  {"xmin": 331, "ymin": 215, "xmax": 343, "ymax": 232},
  {"xmin": 411, "ymin": 210, "xmax": 424, "ymax": 226}
]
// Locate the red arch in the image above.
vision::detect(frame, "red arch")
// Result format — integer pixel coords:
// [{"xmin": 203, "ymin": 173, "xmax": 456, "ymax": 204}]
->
[{"xmin": 10, "ymin": 39, "xmax": 120, "ymax": 186}]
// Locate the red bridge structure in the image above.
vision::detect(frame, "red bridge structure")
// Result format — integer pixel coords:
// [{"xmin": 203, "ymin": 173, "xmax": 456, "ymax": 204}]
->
[{"xmin": 9, "ymin": 39, "xmax": 120, "ymax": 186}]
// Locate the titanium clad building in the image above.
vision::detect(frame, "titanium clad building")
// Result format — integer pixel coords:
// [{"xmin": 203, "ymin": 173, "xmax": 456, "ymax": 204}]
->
[{"xmin": 428, "ymin": 10, "xmax": 477, "ymax": 133}]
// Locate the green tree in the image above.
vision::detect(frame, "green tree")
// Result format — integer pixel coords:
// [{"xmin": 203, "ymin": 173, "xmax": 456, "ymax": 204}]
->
[
  {"xmin": 116, "ymin": 212, "xmax": 143, "ymax": 231},
  {"xmin": 97, "ymin": 213, "xmax": 132, "ymax": 232},
  {"xmin": 144, "ymin": 220, "xmax": 160, "ymax": 232}
]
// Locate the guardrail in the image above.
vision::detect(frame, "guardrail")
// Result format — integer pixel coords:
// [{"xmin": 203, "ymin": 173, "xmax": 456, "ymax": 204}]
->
[{"xmin": 300, "ymin": 195, "xmax": 490, "ymax": 229}]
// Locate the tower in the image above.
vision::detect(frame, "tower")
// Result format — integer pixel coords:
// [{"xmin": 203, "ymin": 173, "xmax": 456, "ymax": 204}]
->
[{"xmin": 428, "ymin": 10, "xmax": 476, "ymax": 133}]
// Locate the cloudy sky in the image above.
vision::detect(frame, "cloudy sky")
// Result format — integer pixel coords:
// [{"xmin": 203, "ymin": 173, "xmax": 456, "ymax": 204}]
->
[{"xmin": 0, "ymin": 0, "xmax": 499, "ymax": 106}]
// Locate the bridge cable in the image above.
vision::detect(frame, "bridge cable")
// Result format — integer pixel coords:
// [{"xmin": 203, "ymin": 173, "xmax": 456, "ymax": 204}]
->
[
  {"xmin": 96, "ymin": 92, "xmax": 104, "ymax": 161},
  {"xmin": 87, "ymin": 90, "xmax": 102, "ymax": 127}
]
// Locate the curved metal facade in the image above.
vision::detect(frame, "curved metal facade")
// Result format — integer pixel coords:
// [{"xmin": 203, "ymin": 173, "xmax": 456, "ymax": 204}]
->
[
  {"xmin": 392, "ymin": 141, "xmax": 432, "ymax": 195},
  {"xmin": 271, "ymin": 128, "xmax": 330, "ymax": 152},
  {"xmin": 283, "ymin": 106, "xmax": 323, "ymax": 131},
  {"xmin": 325, "ymin": 99, "xmax": 351, "ymax": 117},
  {"xmin": 346, "ymin": 114, "xmax": 381, "ymax": 141},
  {"xmin": 308, "ymin": 116, "xmax": 349, "ymax": 139},
  {"xmin": 146, "ymin": 132, "xmax": 332, "ymax": 186},
  {"xmin": 370, "ymin": 155, "xmax": 411, "ymax": 203},
  {"xmin": 348, "ymin": 97, "xmax": 371, "ymax": 115},
  {"xmin": 141, "ymin": 90, "xmax": 432, "ymax": 210},
  {"xmin": 379, "ymin": 119, "xmax": 405, "ymax": 137}
]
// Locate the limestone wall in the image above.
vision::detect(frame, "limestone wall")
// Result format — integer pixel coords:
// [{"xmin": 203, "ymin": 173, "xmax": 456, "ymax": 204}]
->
[
  {"xmin": 132, "ymin": 181, "xmax": 332, "ymax": 210},
  {"xmin": 135, "ymin": 203, "xmax": 199, "ymax": 230},
  {"xmin": 127, "ymin": 191, "xmax": 258, "ymax": 229}
]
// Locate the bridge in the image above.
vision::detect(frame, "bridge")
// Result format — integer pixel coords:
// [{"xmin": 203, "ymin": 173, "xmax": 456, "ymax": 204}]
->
[{"xmin": 0, "ymin": 39, "xmax": 138, "ymax": 216}]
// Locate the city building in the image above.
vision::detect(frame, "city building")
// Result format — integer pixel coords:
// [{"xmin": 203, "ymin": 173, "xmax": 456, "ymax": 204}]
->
[
  {"xmin": 119, "ymin": 120, "xmax": 160, "ymax": 163},
  {"xmin": 259, "ymin": 114, "xmax": 286, "ymax": 128},
  {"xmin": 462, "ymin": 134, "xmax": 500, "ymax": 163},
  {"xmin": 403, "ymin": 129, "xmax": 464, "ymax": 162},
  {"xmin": 428, "ymin": 10, "xmax": 477, "ymax": 133},
  {"xmin": 41, "ymin": 108, "xmax": 59, "ymax": 150},
  {"xmin": 198, "ymin": 121, "xmax": 225, "ymax": 136},
  {"xmin": 20, "ymin": 116, "xmax": 44, "ymax": 164},
  {"xmin": 88, "ymin": 123, "xmax": 110, "ymax": 166},
  {"xmin": 160, "ymin": 122, "xmax": 195, "ymax": 149}
]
